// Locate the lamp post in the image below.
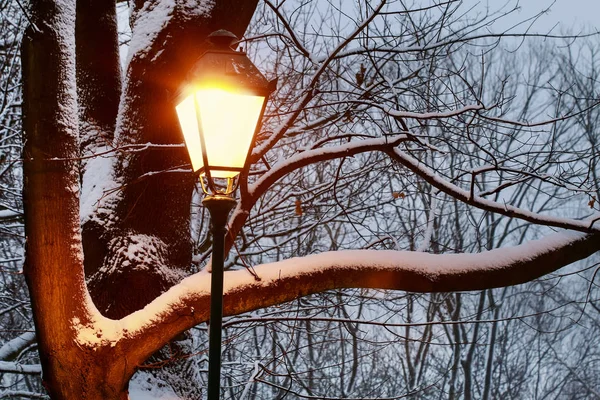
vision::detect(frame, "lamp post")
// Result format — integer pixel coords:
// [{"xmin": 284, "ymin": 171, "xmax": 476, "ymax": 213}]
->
[{"xmin": 175, "ymin": 30, "xmax": 275, "ymax": 400}]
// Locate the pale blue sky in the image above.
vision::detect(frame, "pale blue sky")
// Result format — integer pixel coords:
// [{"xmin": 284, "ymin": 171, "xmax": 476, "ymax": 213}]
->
[{"xmin": 463, "ymin": 0, "xmax": 600, "ymax": 32}]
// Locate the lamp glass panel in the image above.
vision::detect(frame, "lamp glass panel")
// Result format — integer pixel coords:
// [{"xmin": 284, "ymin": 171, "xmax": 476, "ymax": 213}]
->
[
  {"xmin": 195, "ymin": 88, "xmax": 265, "ymax": 178},
  {"xmin": 176, "ymin": 94, "xmax": 204, "ymax": 172}
]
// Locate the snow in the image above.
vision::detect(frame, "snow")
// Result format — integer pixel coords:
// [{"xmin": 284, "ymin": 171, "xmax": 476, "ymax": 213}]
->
[
  {"xmin": 0, "ymin": 331, "xmax": 35, "ymax": 361},
  {"xmin": 417, "ymin": 194, "xmax": 437, "ymax": 252},
  {"xmin": 0, "ymin": 361, "xmax": 42, "ymax": 375},
  {"xmin": 239, "ymin": 361, "xmax": 261, "ymax": 400},
  {"xmin": 129, "ymin": 371, "xmax": 179, "ymax": 399},
  {"xmin": 0, "ymin": 209, "xmax": 20, "ymax": 220},
  {"xmin": 0, "ymin": 331, "xmax": 40, "ymax": 376},
  {"xmin": 124, "ymin": 0, "xmax": 214, "ymax": 68},
  {"xmin": 71, "ymin": 316, "xmax": 121, "ymax": 349},
  {"xmin": 53, "ymin": 0, "xmax": 79, "ymax": 146},
  {"xmin": 0, "ymin": 390, "xmax": 47, "ymax": 399},
  {"xmin": 79, "ymin": 146, "xmax": 118, "ymax": 224},
  {"xmin": 217, "ymin": 231, "xmax": 587, "ymax": 291},
  {"xmin": 72, "ymin": 283, "xmax": 194, "ymax": 348},
  {"xmin": 126, "ymin": 0, "xmax": 175, "ymax": 67},
  {"xmin": 98, "ymin": 234, "xmax": 183, "ymax": 283}
]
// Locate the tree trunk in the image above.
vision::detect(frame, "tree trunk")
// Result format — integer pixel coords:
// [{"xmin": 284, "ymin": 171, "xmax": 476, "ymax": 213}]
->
[{"xmin": 22, "ymin": 1, "xmax": 132, "ymax": 398}]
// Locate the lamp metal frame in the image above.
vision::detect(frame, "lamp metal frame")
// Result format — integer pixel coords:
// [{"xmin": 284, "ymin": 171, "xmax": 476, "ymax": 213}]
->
[{"xmin": 175, "ymin": 29, "xmax": 276, "ymax": 196}]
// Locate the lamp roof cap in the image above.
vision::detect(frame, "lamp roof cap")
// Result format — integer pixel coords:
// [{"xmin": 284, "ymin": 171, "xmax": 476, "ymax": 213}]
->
[{"xmin": 207, "ymin": 30, "xmax": 238, "ymax": 50}]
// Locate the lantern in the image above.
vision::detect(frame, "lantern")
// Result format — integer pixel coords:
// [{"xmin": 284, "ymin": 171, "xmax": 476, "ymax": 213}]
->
[{"xmin": 175, "ymin": 29, "xmax": 275, "ymax": 195}]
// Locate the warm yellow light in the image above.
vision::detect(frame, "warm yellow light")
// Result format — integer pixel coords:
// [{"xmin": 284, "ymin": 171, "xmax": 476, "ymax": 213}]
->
[
  {"xmin": 196, "ymin": 88, "xmax": 265, "ymax": 178},
  {"xmin": 176, "ymin": 95, "xmax": 203, "ymax": 172},
  {"xmin": 176, "ymin": 87, "xmax": 265, "ymax": 179}
]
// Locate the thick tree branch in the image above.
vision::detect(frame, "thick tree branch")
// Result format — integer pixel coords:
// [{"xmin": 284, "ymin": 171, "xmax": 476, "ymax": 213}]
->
[
  {"xmin": 229, "ymin": 132, "xmax": 599, "ymax": 259},
  {"xmin": 108, "ymin": 231, "xmax": 600, "ymax": 367},
  {"xmin": 0, "ymin": 361, "xmax": 41, "ymax": 375},
  {"xmin": 22, "ymin": 1, "xmax": 134, "ymax": 398},
  {"xmin": 0, "ymin": 331, "xmax": 35, "ymax": 361}
]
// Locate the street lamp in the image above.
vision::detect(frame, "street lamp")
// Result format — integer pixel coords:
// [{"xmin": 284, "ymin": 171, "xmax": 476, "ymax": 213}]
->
[{"xmin": 174, "ymin": 30, "xmax": 275, "ymax": 400}]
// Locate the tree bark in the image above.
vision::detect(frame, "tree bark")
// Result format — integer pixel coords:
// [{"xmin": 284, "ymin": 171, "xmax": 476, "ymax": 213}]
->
[
  {"xmin": 113, "ymin": 231, "xmax": 600, "ymax": 371},
  {"xmin": 22, "ymin": 1, "xmax": 132, "ymax": 398}
]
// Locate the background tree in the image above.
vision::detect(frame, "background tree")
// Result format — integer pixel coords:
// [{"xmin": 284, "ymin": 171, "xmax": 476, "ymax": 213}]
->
[
  {"xmin": 1, "ymin": 0, "xmax": 599, "ymax": 398},
  {"xmin": 0, "ymin": 0, "xmax": 44, "ymax": 398}
]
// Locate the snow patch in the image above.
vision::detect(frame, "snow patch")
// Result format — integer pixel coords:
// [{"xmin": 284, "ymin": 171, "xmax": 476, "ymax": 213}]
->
[
  {"xmin": 99, "ymin": 234, "xmax": 183, "ymax": 284},
  {"xmin": 72, "ymin": 316, "xmax": 122, "ymax": 349},
  {"xmin": 79, "ymin": 148, "xmax": 117, "ymax": 224},
  {"xmin": 125, "ymin": 0, "xmax": 214, "ymax": 67},
  {"xmin": 0, "ymin": 209, "xmax": 21, "ymax": 219},
  {"xmin": 129, "ymin": 370, "xmax": 180, "ymax": 399}
]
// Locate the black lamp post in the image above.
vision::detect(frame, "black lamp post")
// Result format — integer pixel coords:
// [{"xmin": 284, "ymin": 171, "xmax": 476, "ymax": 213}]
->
[{"xmin": 174, "ymin": 30, "xmax": 275, "ymax": 400}]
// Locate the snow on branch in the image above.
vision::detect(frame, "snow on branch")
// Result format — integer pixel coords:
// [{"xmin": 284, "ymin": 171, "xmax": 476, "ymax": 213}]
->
[
  {"xmin": 218, "ymin": 231, "xmax": 599, "ymax": 297},
  {"xmin": 0, "ymin": 331, "xmax": 35, "ymax": 361},
  {"xmin": 0, "ymin": 391, "xmax": 48, "ymax": 399},
  {"xmin": 389, "ymin": 148, "xmax": 600, "ymax": 233},
  {"xmin": 248, "ymin": 135, "xmax": 410, "ymax": 197},
  {"xmin": 0, "ymin": 361, "xmax": 41, "ymax": 375},
  {"xmin": 125, "ymin": 0, "xmax": 214, "ymax": 67},
  {"xmin": 97, "ymin": 230, "xmax": 598, "ymax": 366},
  {"xmin": 0, "ymin": 209, "xmax": 21, "ymax": 222},
  {"xmin": 0, "ymin": 331, "xmax": 38, "ymax": 378}
]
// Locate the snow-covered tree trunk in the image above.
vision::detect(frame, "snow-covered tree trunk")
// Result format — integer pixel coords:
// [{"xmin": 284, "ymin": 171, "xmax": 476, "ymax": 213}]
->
[{"xmin": 22, "ymin": 0, "xmax": 131, "ymax": 397}]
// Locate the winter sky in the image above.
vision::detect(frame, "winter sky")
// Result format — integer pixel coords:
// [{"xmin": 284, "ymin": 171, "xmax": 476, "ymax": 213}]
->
[
  {"xmin": 463, "ymin": 0, "xmax": 600, "ymax": 33},
  {"xmin": 117, "ymin": 1, "xmax": 600, "ymax": 65}
]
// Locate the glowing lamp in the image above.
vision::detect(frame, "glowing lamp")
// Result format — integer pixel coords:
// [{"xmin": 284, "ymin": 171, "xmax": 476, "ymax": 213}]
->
[
  {"xmin": 175, "ymin": 30, "xmax": 275, "ymax": 195},
  {"xmin": 174, "ymin": 30, "xmax": 276, "ymax": 400}
]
